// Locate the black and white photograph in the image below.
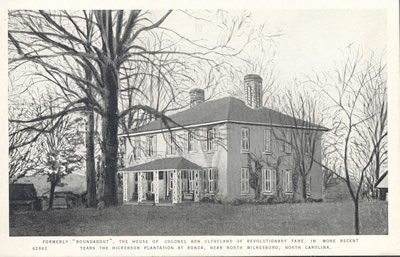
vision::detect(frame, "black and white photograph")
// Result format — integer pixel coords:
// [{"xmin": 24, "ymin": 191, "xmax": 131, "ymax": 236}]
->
[{"xmin": 3, "ymin": 0, "xmax": 400, "ymax": 256}]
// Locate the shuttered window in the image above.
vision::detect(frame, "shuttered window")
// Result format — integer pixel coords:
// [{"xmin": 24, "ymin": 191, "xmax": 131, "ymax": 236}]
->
[
  {"xmin": 241, "ymin": 128, "xmax": 250, "ymax": 152},
  {"xmin": 166, "ymin": 133, "xmax": 176, "ymax": 155},
  {"xmin": 284, "ymin": 169, "xmax": 293, "ymax": 193},
  {"xmin": 241, "ymin": 168, "xmax": 250, "ymax": 194},
  {"xmin": 285, "ymin": 132, "xmax": 292, "ymax": 154},
  {"xmin": 206, "ymin": 128, "xmax": 213, "ymax": 151},
  {"xmin": 264, "ymin": 129, "xmax": 271, "ymax": 153},
  {"xmin": 262, "ymin": 169, "xmax": 276, "ymax": 193},
  {"xmin": 147, "ymin": 135, "xmax": 157, "ymax": 157},
  {"xmin": 202, "ymin": 168, "xmax": 217, "ymax": 193},
  {"xmin": 187, "ymin": 130, "xmax": 197, "ymax": 152}
]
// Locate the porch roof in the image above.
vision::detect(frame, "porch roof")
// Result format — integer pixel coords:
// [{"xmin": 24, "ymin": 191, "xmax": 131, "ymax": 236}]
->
[{"xmin": 120, "ymin": 157, "xmax": 202, "ymax": 172}]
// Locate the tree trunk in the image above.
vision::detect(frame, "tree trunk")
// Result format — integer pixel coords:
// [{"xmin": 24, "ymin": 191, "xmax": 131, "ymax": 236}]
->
[
  {"xmin": 48, "ymin": 182, "xmax": 57, "ymax": 209},
  {"xmin": 302, "ymin": 175, "xmax": 307, "ymax": 200},
  {"xmin": 86, "ymin": 110, "xmax": 97, "ymax": 207},
  {"xmin": 101, "ymin": 63, "xmax": 119, "ymax": 206},
  {"xmin": 354, "ymin": 200, "xmax": 360, "ymax": 235}
]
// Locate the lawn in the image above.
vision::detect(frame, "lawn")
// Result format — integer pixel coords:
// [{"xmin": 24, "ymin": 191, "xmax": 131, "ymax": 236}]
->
[{"xmin": 9, "ymin": 201, "xmax": 388, "ymax": 236}]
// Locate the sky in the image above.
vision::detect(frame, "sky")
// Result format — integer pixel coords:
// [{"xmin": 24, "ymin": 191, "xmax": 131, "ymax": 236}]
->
[{"xmin": 164, "ymin": 9, "xmax": 387, "ymax": 90}]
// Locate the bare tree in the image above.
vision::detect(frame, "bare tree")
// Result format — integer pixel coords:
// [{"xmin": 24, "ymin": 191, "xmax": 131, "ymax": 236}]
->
[
  {"xmin": 277, "ymin": 86, "xmax": 326, "ymax": 200},
  {"xmin": 308, "ymin": 47, "xmax": 387, "ymax": 234},
  {"xmin": 9, "ymin": 10, "xmax": 270, "ymax": 206}
]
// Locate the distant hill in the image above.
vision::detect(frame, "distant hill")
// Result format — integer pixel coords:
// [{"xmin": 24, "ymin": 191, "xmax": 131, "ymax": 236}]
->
[{"xmin": 17, "ymin": 173, "xmax": 86, "ymax": 196}]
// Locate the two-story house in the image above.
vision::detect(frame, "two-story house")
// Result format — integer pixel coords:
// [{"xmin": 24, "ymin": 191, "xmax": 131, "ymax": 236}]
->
[{"xmin": 119, "ymin": 74, "xmax": 328, "ymax": 205}]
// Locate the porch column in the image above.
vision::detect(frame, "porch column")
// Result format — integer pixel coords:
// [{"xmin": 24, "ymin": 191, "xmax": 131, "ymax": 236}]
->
[
  {"xmin": 123, "ymin": 172, "xmax": 128, "ymax": 203},
  {"xmin": 194, "ymin": 170, "xmax": 200, "ymax": 202},
  {"xmin": 172, "ymin": 170, "xmax": 178, "ymax": 204},
  {"xmin": 177, "ymin": 170, "xmax": 182, "ymax": 203},
  {"xmin": 153, "ymin": 171, "xmax": 159, "ymax": 204},
  {"xmin": 138, "ymin": 172, "xmax": 143, "ymax": 203}
]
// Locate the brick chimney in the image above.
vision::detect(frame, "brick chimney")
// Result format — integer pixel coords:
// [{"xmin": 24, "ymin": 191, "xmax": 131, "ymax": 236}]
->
[
  {"xmin": 244, "ymin": 74, "xmax": 263, "ymax": 109},
  {"xmin": 189, "ymin": 88, "xmax": 205, "ymax": 107}
]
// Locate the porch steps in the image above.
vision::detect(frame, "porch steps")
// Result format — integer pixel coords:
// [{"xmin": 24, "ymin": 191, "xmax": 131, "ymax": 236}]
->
[{"xmin": 132, "ymin": 201, "xmax": 194, "ymax": 207}]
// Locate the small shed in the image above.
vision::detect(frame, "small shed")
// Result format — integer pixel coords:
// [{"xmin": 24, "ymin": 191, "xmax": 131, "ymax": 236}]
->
[{"xmin": 375, "ymin": 171, "xmax": 388, "ymax": 201}]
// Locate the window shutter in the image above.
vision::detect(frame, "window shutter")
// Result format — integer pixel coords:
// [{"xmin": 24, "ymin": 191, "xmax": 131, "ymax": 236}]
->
[
  {"xmin": 265, "ymin": 130, "xmax": 271, "ymax": 152},
  {"xmin": 193, "ymin": 130, "xmax": 198, "ymax": 152},
  {"xmin": 204, "ymin": 169, "xmax": 209, "ymax": 193},
  {"xmin": 261, "ymin": 169, "xmax": 266, "ymax": 192},
  {"xmin": 137, "ymin": 139, "xmax": 141, "ymax": 158},
  {"xmin": 282, "ymin": 170, "xmax": 286, "ymax": 192},
  {"xmin": 153, "ymin": 135, "xmax": 157, "ymax": 156},
  {"xmin": 165, "ymin": 134, "xmax": 170, "ymax": 154},
  {"xmin": 212, "ymin": 127, "xmax": 218, "ymax": 151},
  {"xmin": 184, "ymin": 131, "xmax": 188, "ymax": 153},
  {"xmin": 241, "ymin": 168, "xmax": 244, "ymax": 193},
  {"xmin": 203, "ymin": 127, "xmax": 208, "ymax": 151},
  {"xmin": 272, "ymin": 169, "xmax": 276, "ymax": 193},
  {"xmin": 213, "ymin": 168, "xmax": 218, "ymax": 192}
]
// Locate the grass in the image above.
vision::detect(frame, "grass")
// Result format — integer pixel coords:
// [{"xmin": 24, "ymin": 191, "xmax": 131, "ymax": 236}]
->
[{"xmin": 9, "ymin": 201, "xmax": 387, "ymax": 236}]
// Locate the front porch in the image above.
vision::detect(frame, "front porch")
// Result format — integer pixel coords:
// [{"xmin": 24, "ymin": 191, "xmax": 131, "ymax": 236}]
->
[{"xmin": 119, "ymin": 157, "xmax": 209, "ymax": 205}]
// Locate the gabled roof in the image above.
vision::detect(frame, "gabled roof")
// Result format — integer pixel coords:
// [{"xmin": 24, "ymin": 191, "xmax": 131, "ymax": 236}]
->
[
  {"xmin": 125, "ymin": 96, "xmax": 328, "ymax": 135},
  {"xmin": 119, "ymin": 157, "xmax": 202, "ymax": 172},
  {"xmin": 375, "ymin": 171, "xmax": 388, "ymax": 188}
]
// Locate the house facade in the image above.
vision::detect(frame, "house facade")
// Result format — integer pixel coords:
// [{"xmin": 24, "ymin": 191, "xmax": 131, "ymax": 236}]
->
[{"xmin": 118, "ymin": 74, "xmax": 327, "ymax": 205}]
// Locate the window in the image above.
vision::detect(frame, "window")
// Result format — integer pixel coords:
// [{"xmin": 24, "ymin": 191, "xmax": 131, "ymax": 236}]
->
[
  {"xmin": 202, "ymin": 168, "xmax": 218, "ymax": 193},
  {"xmin": 284, "ymin": 169, "xmax": 293, "ymax": 193},
  {"xmin": 279, "ymin": 140, "xmax": 285, "ymax": 152},
  {"xmin": 202, "ymin": 169, "xmax": 207, "ymax": 191},
  {"xmin": 241, "ymin": 168, "xmax": 250, "ymax": 194},
  {"xmin": 188, "ymin": 170, "xmax": 195, "ymax": 192},
  {"xmin": 284, "ymin": 132, "xmax": 292, "ymax": 154},
  {"xmin": 241, "ymin": 128, "xmax": 250, "ymax": 152},
  {"xmin": 263, "ymin": 129, "xmax": 271, "ymax": 153},
  {"xmin": 166, "ymin": 133, "xmax": 176, "ymax": 155},
  {"xmin": 208, "ymin": 168, "xmax": 217, "ymax": 193},
  {"xmin": 306, "ymin": 176, "xmax": 311, "ymax": 195},
  {"xmin": 146, "ymin": 172, "xmax": 154, "ymax": 193},
  {"xmin": 169, "ymin": 172, "xmax": 174, "ymax": 191},
  {"xmin": 133, "ymin": 138, "xmax": 141, "ymax": 160},
  {"xmin": 187, "ymin": 130, "xmax": 197, "ymax": 152},
  {"xmin": 305, "ymin": 133, "xmax": 311, "ymax": 154},
  {"xmin": 262, "ymin": 169, "xmax": 276, "ymax": 193},
  {"xmin": 147, "ymin": 135, "xmax": 157, "ymax": 157},
  {"xmin": 206, "ymin": 127, "xmax": 218, "ymax": 151}
]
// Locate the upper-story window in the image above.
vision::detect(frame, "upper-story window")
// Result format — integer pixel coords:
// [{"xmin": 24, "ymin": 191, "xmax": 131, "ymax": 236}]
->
[
  {"xmin": 241, "ymin": 127, "xmax": 250, "ymax": 152},
  {"xmin": 206, "ymin": 127, "xmax": 218, "ymax": 151},
  {"xmin": 187, "ymin": 130, "xmax": 197, "ymax": 152},
  {"xmin": 133, "ymin": 138, "xmax": 141, "ymax": 160},
  {"xmin": 166, "ymin": 133, "xmax": 176, "ymax": 155},
  {"xmin": 284, "ymin": 132, "xmax": 292, "ymax": 154},
  {"xmin": 263, "ymin": 129, "xmax": 271, "ymax": 153},
  {"xmin": 305, "ymin": 133, "xmax": 311, "ymax": 155},
  {"xmin": 147, "ymin": 135, "xmax": 157, "ymax": 157}
]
